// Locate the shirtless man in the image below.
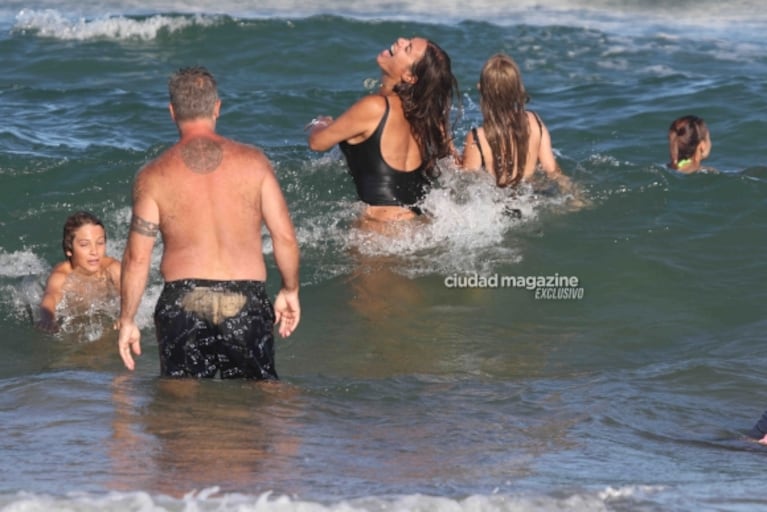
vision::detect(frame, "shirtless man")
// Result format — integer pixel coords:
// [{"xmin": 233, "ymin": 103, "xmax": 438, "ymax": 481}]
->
[{"xmin": 117, "ymin": 66, "xmax": 300, "ymax": 379}]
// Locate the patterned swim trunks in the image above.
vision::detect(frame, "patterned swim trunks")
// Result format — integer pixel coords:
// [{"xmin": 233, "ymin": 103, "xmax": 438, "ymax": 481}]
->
[{"xmin": 154, "ymin": 279, "xmax": 277, "ymax": 379}]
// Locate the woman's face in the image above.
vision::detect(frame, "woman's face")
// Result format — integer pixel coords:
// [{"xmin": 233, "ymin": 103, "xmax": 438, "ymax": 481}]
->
[
  {"xmin": 377, "ymin": 37, "xmax": 428, "ymax": 83},
  {"xmin": 67, "ymin": 223, "xmax": 107, "ymax": 275}
]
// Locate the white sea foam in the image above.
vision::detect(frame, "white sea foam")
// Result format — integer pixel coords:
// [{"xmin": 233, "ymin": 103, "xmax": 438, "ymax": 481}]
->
[
  {"xmin": 339, "ymin": 167, "xmax": 558, "ymax": 279},
  {"xmin": 13, "ymin": 8, "xmax": 217, "ymax": 41},
  {"xmin": 0, "ymin": 487, "xmax": 663, "ymax": 512},
  {"xmin": 288, "ymin": 154, "xmax": 585, "ymax": 283},
  {"xmin": 0, "ymin": 249, "xmax": 48, "ymax": 323},
  {"xmin": 3, "ymin": 0, "xmax": 766, "ymax": 40},
  {"xmin": 0, "ymin": 248, "xmax": 48, "ymax": 277}
]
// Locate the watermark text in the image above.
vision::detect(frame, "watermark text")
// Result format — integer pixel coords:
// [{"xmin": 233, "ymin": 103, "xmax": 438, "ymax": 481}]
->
[{"xmin": 443, "ymin": 273, "xmax": 584, "ymax": 300}]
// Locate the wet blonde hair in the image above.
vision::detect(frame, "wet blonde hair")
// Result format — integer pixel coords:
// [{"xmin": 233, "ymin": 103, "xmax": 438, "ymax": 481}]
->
[{"xmin": 479, "ymin": 53, "xmax": 530, "ymax": 187}]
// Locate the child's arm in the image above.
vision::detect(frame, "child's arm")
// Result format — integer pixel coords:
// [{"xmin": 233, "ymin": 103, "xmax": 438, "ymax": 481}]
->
[{"xmin": 38, "ymin": 265, "xmax": 67, "ymax": 332}]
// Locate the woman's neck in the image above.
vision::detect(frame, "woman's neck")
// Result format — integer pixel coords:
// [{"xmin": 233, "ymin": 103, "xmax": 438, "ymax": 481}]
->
[{"xmin": 379, "ymin": 76, "xmax": 398, "ymax": 96}]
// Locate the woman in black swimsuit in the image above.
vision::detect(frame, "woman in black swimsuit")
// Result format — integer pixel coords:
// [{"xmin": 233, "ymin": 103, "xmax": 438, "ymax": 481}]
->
[{"xmin": 307, "ymin": 37, "xmax": 459, "ymax": 223}]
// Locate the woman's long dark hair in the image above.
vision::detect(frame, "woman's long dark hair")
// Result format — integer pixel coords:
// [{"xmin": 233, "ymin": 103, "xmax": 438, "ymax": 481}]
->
[{"xmin": 394, "ymin": 40, "xmax": 460, "ymax": 178}]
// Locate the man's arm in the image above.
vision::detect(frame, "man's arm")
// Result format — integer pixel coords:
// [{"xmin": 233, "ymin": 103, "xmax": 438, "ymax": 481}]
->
[
  {"xmin": 260, "ymin": 160, "xmax": 300, "ymax": 337},
  {"xmin": 118, "ymin": 173, "xmax": 160, "ymax": 370}
]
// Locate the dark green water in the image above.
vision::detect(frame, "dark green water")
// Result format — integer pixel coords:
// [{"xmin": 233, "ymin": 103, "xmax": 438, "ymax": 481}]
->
[{"xmin": 1, "ymin": 4, "xmax": 766, "ymax": 511}]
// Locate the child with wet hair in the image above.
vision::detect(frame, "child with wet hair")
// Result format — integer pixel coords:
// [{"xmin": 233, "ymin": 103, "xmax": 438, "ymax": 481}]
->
[
  {"xmin": 667, "ymin": 115, "xmax": 713, "ymax": 173},
  {"xmin": 38, "ymin": 211, "xmax": 121, "ymax": 332},
  {"xmin": 462, "ymin": 53, "xmax": 566, "ymax": 187}
]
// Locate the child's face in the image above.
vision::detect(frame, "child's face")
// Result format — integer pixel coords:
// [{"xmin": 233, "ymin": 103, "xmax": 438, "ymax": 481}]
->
[{"xmin": 68, "ymin": 223, "xmax": 107, "ymax": 274}]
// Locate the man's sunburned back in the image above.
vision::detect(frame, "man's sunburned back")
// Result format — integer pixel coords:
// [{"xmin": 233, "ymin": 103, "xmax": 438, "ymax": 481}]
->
[
  {"xmin": 118, "ymin": 66, "xmax": 300, "ymax": 373},
  {"xmin": 139, "ymin": 133, "xmax": 270, "ymax": 282}
]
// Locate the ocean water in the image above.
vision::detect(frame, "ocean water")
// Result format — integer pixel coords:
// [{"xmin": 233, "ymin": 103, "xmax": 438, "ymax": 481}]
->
[{"xmin": 1, "ymin": 0, "xmax": 767, "ymax": 510}]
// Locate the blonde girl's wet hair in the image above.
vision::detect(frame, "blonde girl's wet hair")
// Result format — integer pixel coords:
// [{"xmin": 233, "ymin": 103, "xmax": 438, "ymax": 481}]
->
[
  {"xmin": 479, "ymin": 53, "xmax": 530, "ymax": 187},
  {"xmin": 668, "ymin": 115, "xmax": 709, "ymax": 170}
]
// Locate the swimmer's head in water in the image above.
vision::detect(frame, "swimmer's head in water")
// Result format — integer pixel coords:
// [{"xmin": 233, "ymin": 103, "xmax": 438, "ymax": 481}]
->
[
  {"xmin": 62, "ymin": 211, "xmax": 106, "ymax": 261},
  {"xmin": 668, "ymin": 115, "xmax": 711, "ymax": 170}
]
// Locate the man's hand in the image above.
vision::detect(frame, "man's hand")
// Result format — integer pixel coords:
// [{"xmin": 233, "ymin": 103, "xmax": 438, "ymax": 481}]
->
[
  {"xmin": 117, "ymin": 319, "xmax": 142, "ymax": 370},
  {"xmin": 274, "ymin": 288, "xmax": 300, "ymax": 338}
]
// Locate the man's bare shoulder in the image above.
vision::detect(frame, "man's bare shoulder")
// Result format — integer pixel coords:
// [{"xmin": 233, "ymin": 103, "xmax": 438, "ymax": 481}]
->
[
  {"xmin": 223, "ymin": 139, "xmax": 276, "ymax": 178},
  {"xmin": 131, "ymin": 144, "xmax": 190, "ymax": 200},
  {"xmin": 135, "ymin": 137, "xmax": 274, "ymax": 188},
  {"xmin": 135, "ymin": 145, "xmax": 178, "ymax": 178},
  {"xmin": 226, "ymin": 138, "xmax": 270, "ymax": 160}
]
